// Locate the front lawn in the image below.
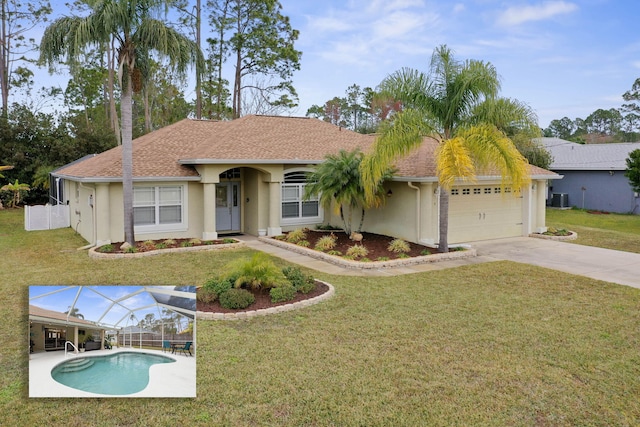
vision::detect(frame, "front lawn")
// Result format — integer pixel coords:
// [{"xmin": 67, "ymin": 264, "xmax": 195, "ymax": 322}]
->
[
  {"xmin": 2, "ymin": 208, "xmax": 639, "ymax": 425},
  {"xmin": 546, "ymin": 208, "xmax": 640, "ymax": 253}
]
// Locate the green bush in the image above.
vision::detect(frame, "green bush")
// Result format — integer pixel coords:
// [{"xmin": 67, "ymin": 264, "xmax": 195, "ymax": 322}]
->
[
  {"xmin": 387, "ymin": 238, "xmax": 410, "ymax": 254},
  {"xmin": 203, "ymin": 275, "xmax": 234, "ymax": 297},
  {"xmin": 270, "ymin": 284, "xmax": 297, "ymax": 303},
  {"xmin": 222, "ymin": 238, "xmax": 236, "ymax": 244},
  {"xmin": 296, "ymin": 240, "xmax": 310, "ymax": 247},
  {"xmin": 314, "ymin": 234, "xmax": 337, "ymax": 251},
  {"xmin": 189, "ymin": 238, "xmax": 202, "ymax": 245},
  {"xmin": 219, "ymin": 288, "xmax": 255, "ymax": 309},
  {"xmin": 282, "ymin": 266, "xmax": 315, "ymax": 294},
  {"xmin": 420, "ymin": 249, "xmax": 431, "ymax": 256},
  {"xmin": 228, "ymin": 253, "xmax": 286, "ymax": 291},
  {"xmin": 163, "ymin": 239, "xmax": 176, "ymax": 246},
  {"xmin": 99, "ymin": 244, "xmax": 113, "ymax": 253},
  {"xmin": 180, "ymin": 240, "xmax": 193, "ymax": 247}
]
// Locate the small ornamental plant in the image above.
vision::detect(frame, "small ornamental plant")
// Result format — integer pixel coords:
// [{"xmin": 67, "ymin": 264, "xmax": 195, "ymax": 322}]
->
[
  {"xmin": 285, "ymin": 228, "xmax": 307, "ymax": 244},
  {"xmin": 387, "ymin": 238, "xmax": 410, "ymax": 254},
  {"xmin": 219, "ymin": 288, "xmax": 255, "ymax": 309},
  {"xmin": 314, "ymin": 234, "xmax": 337, "ymax": 252},
  {"xmin": 346, "ymin": 244, "xmax": 369, "ymax": 259}
]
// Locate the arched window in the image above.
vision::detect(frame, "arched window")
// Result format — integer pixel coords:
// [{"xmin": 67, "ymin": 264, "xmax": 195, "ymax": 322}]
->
[{"xmin": 281, "ymin": 170, "xmax": 322, "ymax": 224}]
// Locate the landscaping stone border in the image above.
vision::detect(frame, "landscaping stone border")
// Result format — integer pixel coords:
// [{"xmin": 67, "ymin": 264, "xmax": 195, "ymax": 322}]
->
[
  {"xmin": 260, "ymin": 236, "xmax": 476, "ymax": 269},
  {"xmin": 197, "ymin": 280, "xmax": 335, "ymax": 321},
  {"xmin": 529, "ymin": 231, "xmax": 578, "ymax": 241},
  {"xmin": 88, "ymin": 240, "xmax": 245, "ymax": 259}
]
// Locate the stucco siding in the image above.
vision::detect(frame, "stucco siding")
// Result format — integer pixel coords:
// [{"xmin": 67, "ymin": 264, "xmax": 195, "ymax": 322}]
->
[{"xmin": 550, "ymin": 170, "xmax": 640, "ymax": 214}]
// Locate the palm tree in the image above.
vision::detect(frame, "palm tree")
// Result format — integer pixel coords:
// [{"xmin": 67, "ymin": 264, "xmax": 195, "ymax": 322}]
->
[
  {"xmin": 64, "ymin": 306, "xmax": 85, "ymax": 319},
  {"xmin": 1, "ymin": 179, "xmax": 30, "ymax": 208},
  {"xmin": 304, "ymin": 149, "xmax": 393, "ymax": 236},
  {"xmin": 0, "ymin": 165, "xmax": 13, "ymax": 209},
  {"xmin": 361, "ymin": 45, "xmax": 537, "ymax": 253},
  {"xmin": 40, "ymin": 0, "xmax": 204, "ymax": 246}
]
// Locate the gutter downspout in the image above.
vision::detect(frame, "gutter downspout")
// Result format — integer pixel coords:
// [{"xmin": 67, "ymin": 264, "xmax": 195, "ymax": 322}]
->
[
  {"xmin": 78, "ymin": 182, "xmax": 97, "ymax": 250},
  {"xmin": 407, "ymin": 182, "xmax": 420, "ymax": 243}
]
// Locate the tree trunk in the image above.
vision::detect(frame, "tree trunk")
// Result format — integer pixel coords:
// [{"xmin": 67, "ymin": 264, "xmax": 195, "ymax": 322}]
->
[
  {"xmin": 357, "ymin": 207, "xmax": 365, "ymax": 233},
  {"xmin": 121, "ymin": 73, "xmax": 135, "ymax": 246},
  {"xmin": 233, "ymin": 47, "xmax": 241, "ymax": 118},
  {"xmin": 438, "ymin": 187, "xmax": 449, "ymax": 253},
  {"xmin": 0, "ymin": 0, "xmax": 8, "ymax": 115},
  {"xmin": 108, "ymin": 38, "xmax": 121, "ymax": 145},
  {"xmin": 195, "ymin": 0, "xmax": 202, "ymax": 119}
]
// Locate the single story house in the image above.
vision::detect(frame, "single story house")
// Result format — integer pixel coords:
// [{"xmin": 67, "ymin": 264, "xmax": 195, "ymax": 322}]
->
[
  {"xmin": 29, "ymin": 304, "xmax": 109, "ymax": 352},
  {"xmin": 538, "ymin": 137, "xmax": 640, "ymax": 214},
  {"xmin": 51, "ymin": 115, "xmax": 559, "ymax": 246}
]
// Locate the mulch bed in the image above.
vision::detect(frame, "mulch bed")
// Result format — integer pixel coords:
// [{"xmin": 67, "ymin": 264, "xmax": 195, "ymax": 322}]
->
[
  {"xmin": 96, "ymin": 238, "xmax": 237, "ymax": 254},
  {"xmin": 277, "ymin": 230, "xmax": 435, "ymax": 260},
  {"xmin": 197, "ymin": 280, "xmax": 329, "ymax": 313}
]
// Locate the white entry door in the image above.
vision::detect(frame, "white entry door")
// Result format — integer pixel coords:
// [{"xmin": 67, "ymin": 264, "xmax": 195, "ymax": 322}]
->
[{"xmin": 216, "ymin": 182, "xmax": 241, "ymax": 232}]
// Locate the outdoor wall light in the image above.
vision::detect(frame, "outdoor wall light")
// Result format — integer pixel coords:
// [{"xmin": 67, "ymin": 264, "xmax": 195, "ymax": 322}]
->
[
  {"xmin": 386, "ymin": 189, "xmax": 393, "ymax": 197},
  {"xmin": 609, "ymin": 170, "xmax": 615, "ymax": 176}
]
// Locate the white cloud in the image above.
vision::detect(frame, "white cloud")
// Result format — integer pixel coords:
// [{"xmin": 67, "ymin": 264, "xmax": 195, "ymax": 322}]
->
[
  {"xmin": 308, "ymin": 16, "xmax": 352, "ymax": 32},
  {"xmin": 453, "ymin": 3, "xmax": 465, "ymax": 14},
  {"xmin": 497, "ymin": 1, "xmax": 578, "ymax": 26},
  {"xmin": 632, "ymin": 60, "xmax": 640, "ymax": 69}
]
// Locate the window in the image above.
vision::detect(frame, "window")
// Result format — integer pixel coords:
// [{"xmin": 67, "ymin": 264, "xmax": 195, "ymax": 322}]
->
[
  {"xmin": 450, "ymin": 189, "xmax": 459, "ymax": 195},
  {"xmin": 494, "ymin": 187, "xmax": 501, "ymax": 194},
  {"xmin": 462, "ymin": 188, "xmax": 470, "ymax": 195},
  {"xmin": 134, "ymin": 186, "xmax": 185, "ymax": 231},
  {"xmin": 473, "ymin": 188, "xmax": 481, "ymax": 195},
  {"xmin": 281, "ymin": 171, "xmax": 322, "ymax": 224},
  {"xmin": 484, "ymin": 187, "xmax": 492, "ymax": 194}
]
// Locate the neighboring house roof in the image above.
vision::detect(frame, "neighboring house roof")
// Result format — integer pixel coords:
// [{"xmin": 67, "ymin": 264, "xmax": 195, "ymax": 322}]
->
[
  {"xmin": 29, "ymin": 304, "xmax": 101, "ymax": 328},
  {"xmin": 53, "ymin": 115, "xmax": 557, "ymax": 182},
  {"xmin": 537, "ymin": 137, "xmax": 640, "ymax": 171}
]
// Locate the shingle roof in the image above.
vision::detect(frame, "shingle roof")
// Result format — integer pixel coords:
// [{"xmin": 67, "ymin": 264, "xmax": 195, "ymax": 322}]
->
[
  {"xmin": 29, "ymin": 304, "xmax": 97, "ymax": 326},
  {"xmin": 53, "ymin": 115, "xmax": 557, "ymax": 181},
  {"xmin": 537, "ymin": 137, "xmax": 640, "ymax": 171}
]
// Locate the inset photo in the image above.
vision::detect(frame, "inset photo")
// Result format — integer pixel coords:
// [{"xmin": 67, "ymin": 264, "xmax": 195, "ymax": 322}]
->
[{"xmin": 28, "ymin": 285, "xmax": 196, "ymax": 398}]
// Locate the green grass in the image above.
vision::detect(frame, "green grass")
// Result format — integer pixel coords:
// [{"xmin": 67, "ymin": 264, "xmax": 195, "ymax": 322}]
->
[
  {"xmin": 546, "ymin": 208, "xmax": 640, "ymax": 253},
  {"xmin": 2, "ymin": 208, "xmax": 640, "ymax": 425}
]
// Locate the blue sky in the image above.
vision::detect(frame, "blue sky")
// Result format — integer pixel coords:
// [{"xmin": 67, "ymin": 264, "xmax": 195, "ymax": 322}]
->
[
  {"xmin": 278, "ymin": 0, "xmax": 640, "ymax": 128},
  {"xmin": 29, "ymin": 285, "xmax": 186, "ymax": 328},
  {"xmin": 31, "ymin": 0, "xmax": 639, "ymax": 129}
]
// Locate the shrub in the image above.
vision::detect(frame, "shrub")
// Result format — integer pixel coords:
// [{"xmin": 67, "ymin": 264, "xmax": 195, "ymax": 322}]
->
[
  {"xmin": 285, "ymin": 228, "xmax": 307, "ymax": 243},
  {"xmin": 219, "ymin": 288, "xmax": 255, "ymax": 309},
  {"xmin": 387, "ymin": 238, "xmax": 410, "ymax": 254},
  {"xmin": 181, "ymin": 240, "xmax": 193, "ymax": 247},
  {"xmin": 327, "ymin": 250, "xmax": 342, "ymax": 256},
  {"xmin": 228, "ymin": 253, "xmax": 286, "ymax": 291},
  {"xmin": 163, "ymin": 239, "xmax": 176, "ymax": 246},
  {"xmin": 346, "ymin": 244, "xmax": 368, "ymax": 258},
  {"xmin": 420, "ymin": 249, "xmax": 431, "ymax": 256},
  {"xmin": 282, "ymin": 266, "xmax": 315, "ymax": 294},
  {"xmin": 189, "ymin": 238, "xmax": 202, "ymax": 245},
  {"xmin": 222, "ymin": 238, "xmax": 236, "ymax": 244},
  {"xmin": 314, "ymin": 234, "xmax": 337, "ymax": 251},
  {"xmin": 203, "ymin": 276, "xmax": 234, "ymax": 297},
  {"xmin": 125, "ymin": 246, "xmax": 137, "ymax": 253},
  {"xmin": 296, "ymin": 240, "xmax": 310, "ymax": 247},
  {"xmin": 196, "ymin": 288, "xmax": 217, "ymax": 304},
  {"xmin": 397, "ymin": 253, "xmax": 410, "ymax": 258},
  {"xmin": 141, "ymin": 240, "xmax": 156, "ymax": 250},
  {"xmin": 376, "ymin": 256, "xmax": 390, "ymax": 261},
  {"xmin": 155, "ymin": 242, "xmax": 167, "ymax": 249},
  {"xmin": 99, "ymin": 244, "xmax": 113, "ymax": 253},
  {"xmin": 270, "ymin": 284, "xmax": 297, "ymax": 303}
]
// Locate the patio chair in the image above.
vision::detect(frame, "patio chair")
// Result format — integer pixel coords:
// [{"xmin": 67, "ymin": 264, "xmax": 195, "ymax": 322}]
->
[
  {"xmin": 162, "ymin": 340, "xmax": 171, "ymax": 353},
  {"xmin": 175, "ymin": 341, "xmax": 193, "ymax": 356}
]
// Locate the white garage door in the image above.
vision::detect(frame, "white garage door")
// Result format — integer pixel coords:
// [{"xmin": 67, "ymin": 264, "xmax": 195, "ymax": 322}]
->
[{"xmin": 447, "ymin": 185, "xmax": 523, "ymax": 243}]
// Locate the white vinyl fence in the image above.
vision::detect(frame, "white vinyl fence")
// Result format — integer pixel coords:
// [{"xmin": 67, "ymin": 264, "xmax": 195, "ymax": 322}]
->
[{"xmin": 24, "ymin": 204, "xmax": 70, "ymax": 231}]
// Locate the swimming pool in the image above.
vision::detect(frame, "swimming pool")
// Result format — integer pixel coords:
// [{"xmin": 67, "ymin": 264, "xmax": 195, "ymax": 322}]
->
[{"xmin": 51, "ymin": 351, "xmax": 175, "ymax": 395}]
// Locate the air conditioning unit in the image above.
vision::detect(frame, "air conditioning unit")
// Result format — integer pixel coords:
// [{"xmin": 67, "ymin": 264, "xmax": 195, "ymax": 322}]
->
[{"xmin": 551, "ymin": 193, "xmax": 569, "ymax": 208}]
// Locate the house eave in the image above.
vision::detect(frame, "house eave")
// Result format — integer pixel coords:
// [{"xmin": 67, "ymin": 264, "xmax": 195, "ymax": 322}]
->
[
  {"xmin": 179, "ymin": 158, "xmax": 323, "ymax": 166},
  {"xmin": 50, "ymin": 174, "xmax": 201, "ymax": 183}
]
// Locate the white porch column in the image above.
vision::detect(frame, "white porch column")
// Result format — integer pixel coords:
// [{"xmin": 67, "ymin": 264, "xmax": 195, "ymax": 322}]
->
[
  {"xmin": 419, "ymin": 182, "xmax": 437, "ymax": 246},
  {"xmin": 73, "ymin": 327, "xmax": 79, "ymax": 353},
  {"xmin": 202, "ymin": 183, "xmax": 218, "ymax": 240},
  {"xmin": 95, "ymin": 183, "xmax": 110, "ymax": 246},
  {"xmin": 267, "ymin": 181, "xmax": 282, "ymax": 236},
  {"xmin": 535, "ymin": 180, "xmax": 548, "ymax": 233},
  {"xmin": 522, "ymin": 182, "xmax": 534, "ymax": 236}
]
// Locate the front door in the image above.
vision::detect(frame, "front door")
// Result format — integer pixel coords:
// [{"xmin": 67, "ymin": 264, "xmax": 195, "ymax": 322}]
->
[{"xmin": 216, "ymin": 182, "xmax": 241, "ymax": 232}]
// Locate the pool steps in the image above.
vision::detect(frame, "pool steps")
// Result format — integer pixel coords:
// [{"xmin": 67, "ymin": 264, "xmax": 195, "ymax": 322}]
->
[{"xmin": 56, "ymin": 358, "xmax": 94, "ymax": 373}]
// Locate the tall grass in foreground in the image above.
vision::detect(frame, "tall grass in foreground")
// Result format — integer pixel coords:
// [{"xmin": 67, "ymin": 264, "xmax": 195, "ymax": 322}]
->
[{"xmin": 1, "ymin": 208, "xmax": 639, "ymax": 426}]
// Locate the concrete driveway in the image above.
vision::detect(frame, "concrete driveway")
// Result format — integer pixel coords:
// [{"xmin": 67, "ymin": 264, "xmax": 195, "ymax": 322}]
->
[{"xmin": 472, "ymin": 237, "xmax": 640, "ymax": 289}]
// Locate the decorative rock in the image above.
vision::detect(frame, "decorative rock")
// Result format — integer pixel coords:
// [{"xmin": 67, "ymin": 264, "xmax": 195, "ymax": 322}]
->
[{"xmin": 120, "ymin": 242, "xmax": 133, "ymax": 251}]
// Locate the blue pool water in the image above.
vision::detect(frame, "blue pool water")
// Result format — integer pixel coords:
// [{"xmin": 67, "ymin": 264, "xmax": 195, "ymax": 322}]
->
[{"xmin": 51, "ymin": 351, "xmax": 175, "ymax": 395}]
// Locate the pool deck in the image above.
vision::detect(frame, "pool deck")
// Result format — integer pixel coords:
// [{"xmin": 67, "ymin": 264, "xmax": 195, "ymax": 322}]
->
[{"xmin": 29, "ymin": 347, "xmax": 196, "ymax": 398}]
